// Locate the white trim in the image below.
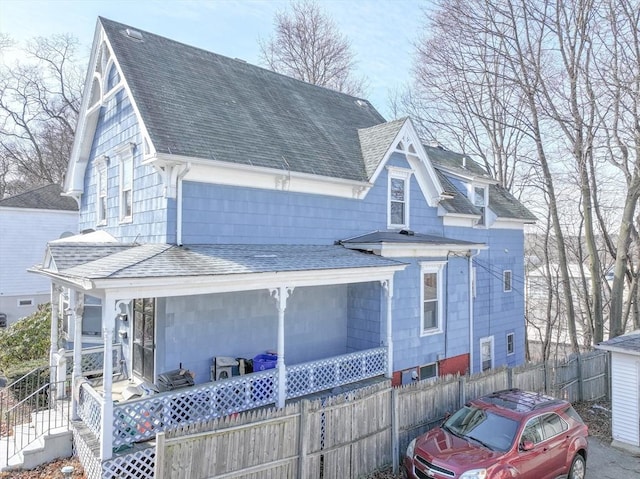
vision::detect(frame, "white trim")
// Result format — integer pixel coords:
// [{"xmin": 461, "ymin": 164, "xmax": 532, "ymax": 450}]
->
[
  {"xmin": 117, "ymin": 143, "xmax": 135, "ymax": 223},
  {"xmin": 435, "ymin": 164, "xmax": 499, "ymax": 185},
  {"xmin": 34, "ymin": 264, "xmax": 407, "ymax": 299},
  {"xmin": 342, "ymin": 241, "xmax": 486, "ymax": 258},
  {"xmin": 96, "ymin": 155, "xmax": 109, "ymax": 226},
  {"xmin": 387, "ymin": 166, "xmax": 412, "ymax": 229},
  {"xmin": 480, "ymin": 336, "xmax": 494, "ymax": 371},
  {"xmin": 146, "ymin": 153, "xmax": 373, "ymax": 200},
  {"xmin": 420, "ymin": 261, "xmax": 446, "ymax": 336},
  {"xmin": 491, "ymin": 218, "xmax": 533, "ymax": 229}
]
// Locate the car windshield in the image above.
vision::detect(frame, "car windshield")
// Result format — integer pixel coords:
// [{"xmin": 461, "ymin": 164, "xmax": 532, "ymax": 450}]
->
[{"xmin": 443, "ymin": 405, "xmax": 519, "ymax": 452}]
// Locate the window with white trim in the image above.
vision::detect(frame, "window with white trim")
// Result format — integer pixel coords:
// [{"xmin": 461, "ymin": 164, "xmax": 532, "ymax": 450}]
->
[
  {"xmin": 388, "ymin": 168, "xmax": 411, "ymax": 228},
  {"xmin": 17, "ymin": 298, "xmax": 34, "ymax": 307},
  {"xmin": 473, "ymin": 185, "xmax": 488, "ymax": 226},
  {"xmin": 503, "ymin": 270, "xmax": 512, "ymax": 292},
  {"xmin": 118, "ymin": 145, "xmax": 134, "ymax": 222},
  {"xmin": 507, "ymin": 332, "xmax": 515, "ymax": 355},
  {"xmin": 421, "ymin": 262, "xmax": 445, "ymax": 335},
  {"xmin": 96, "ymin": 156, "xmax": 108, "ymax": 225},
  {"xmin": 83, "ymin": 295, "xmax": 103, "ymax": 337},
  {"xmin": 480, "ymin": 336, "xmax": 494, "ymax": 371}
]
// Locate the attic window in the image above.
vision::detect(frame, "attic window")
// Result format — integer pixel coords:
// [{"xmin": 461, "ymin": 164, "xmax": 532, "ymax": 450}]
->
[
  {"xmin": 387, "ymin": 167, "xmax": 412, "ymax": 229},
  {"xmin": 473, "ymin": 185, "xmax": 488, "ymax": 227}
]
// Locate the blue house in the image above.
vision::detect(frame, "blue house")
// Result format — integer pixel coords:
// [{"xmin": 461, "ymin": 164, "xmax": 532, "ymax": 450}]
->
[{"xmin": 32, "ymin": 18, "xmax": 535, "ymax": 476}]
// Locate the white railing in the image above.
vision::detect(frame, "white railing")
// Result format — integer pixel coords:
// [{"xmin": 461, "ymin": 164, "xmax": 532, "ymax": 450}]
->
[
  {"xmin": 112, "ymin": 368, "xmax": 278, "ymax": 447},
  {"xmin": 78, "ymin": 381, "xmax": 103, "ymax": 438},
  {"xmin": 75, "ymin": 347, "xmax": 387, "ymax": 448},
  {"xmin": 62, "ymin": 344, "xmax": 123, "ymax": 377},
  {"xmin": 286, "ymin": 347, "xmax": 387, "ymax": 399}
]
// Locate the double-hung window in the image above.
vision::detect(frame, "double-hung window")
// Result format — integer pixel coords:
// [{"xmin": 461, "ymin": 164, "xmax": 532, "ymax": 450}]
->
[
  {"xmin": 388, "ymin": 167, "xmax": 412, "ymax": 229},
  {"xmin": 96, "ymin": 156, "xmax": 108, "ymax": 225},
  {"xmin": 118, "ymin": 143, "xmax": 134, "ymax": 222},
  {"xmin": 473, "ymin": 185, "xmax": 488, "ymax": 226},
  {"xmin": 420, "ymin": 262, "xmax": 445, "ymax": 335}
]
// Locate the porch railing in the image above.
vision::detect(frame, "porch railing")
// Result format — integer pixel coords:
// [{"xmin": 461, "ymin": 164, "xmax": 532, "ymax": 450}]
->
[
  {"xmin": 62, "ymin": 344, "xmax": 123, "ymax": 377},
  {"xmin": 76, "ymin": 347, "xmax": 387, "ymax": 449},
  {"xmin": 111, "ymin": 368, "xmax": 278, "ymax": 447},
  {"xmin": 286, "ymin": 347, "xmax": 387, "ymax": 399}
]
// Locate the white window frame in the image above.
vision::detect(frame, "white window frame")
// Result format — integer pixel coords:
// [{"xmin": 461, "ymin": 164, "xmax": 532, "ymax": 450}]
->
[
  {"xmin": 503, "ymin": 270, "xmax": 513, "ymax": 292},
  {"xmin": 17, "ymin": 298, "xmax": 34, "ymax": 307},
  {"xmin": 387, "ymin": 167, "xmax": 412, "ymax": 229},
  {"xmin": 507, "ymin": 332, "xmax": 515, "ymax": 356},
  {"xmin": 117, "ymin": 143, "xmax": 135, "ymax": 223},
  {"xmin": 480, "ymin": 336, "xmax": 494, "ymax": 371},
  {"xmin": 96, "ymin": 155, "xmax": 109, "ymax": 225},
  {"xmin": 471, "ymin": 184, "xmax": 488, "ymax": 227},
  {"xmin": 420, "ymin": 261, "xmax": 446, "ymax": 336}
]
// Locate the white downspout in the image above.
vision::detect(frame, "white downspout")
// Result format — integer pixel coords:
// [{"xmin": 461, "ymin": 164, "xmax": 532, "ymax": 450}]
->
[
  {"xmin": 469, "ymin": 249, "xmax": 481, "ymax": 374},
  {"xmin": 175, "ymin": 164, "xmax": 191, "ymax": 246}
]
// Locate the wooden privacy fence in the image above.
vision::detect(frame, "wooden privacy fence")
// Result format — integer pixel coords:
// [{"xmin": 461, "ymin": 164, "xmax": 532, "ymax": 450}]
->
[{"xmin": 154, "ymin": 351, "xmax": 608, "ymax": 479}]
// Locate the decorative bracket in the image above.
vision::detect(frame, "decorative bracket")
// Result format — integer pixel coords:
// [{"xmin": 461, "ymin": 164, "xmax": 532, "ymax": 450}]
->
[{"xmin": 270, "ymin": 286, "xmax": 294, "ymax": 312}]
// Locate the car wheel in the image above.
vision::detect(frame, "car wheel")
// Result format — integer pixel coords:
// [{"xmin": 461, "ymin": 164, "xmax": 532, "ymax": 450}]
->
[{"xmin": 568, "ymin": 454, "xmax": 586, "ymax": 479}]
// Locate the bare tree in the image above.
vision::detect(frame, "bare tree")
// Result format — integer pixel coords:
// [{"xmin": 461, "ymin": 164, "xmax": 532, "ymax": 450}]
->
[
  {"xmin": 0, "ymin": 34, "xmax": 83, "ymax": 198},
  {"xmin": 259, "ymin": 0, "xmax": 365, "ymax": 96}
]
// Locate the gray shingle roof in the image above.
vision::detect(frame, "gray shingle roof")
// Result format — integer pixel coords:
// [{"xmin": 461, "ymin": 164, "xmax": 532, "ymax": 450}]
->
[
  {"xmin": 44, "ymin": 243, "xmax": 404, "ymax": 280},
  {"xmin": 0, "ymin": 184, "xmax": 78, "ymax": 211},
  {"xmin": 425, "ymin": 146, "xmax": 536, "ymax": 221},
  {"xmin": 341, "ymin": 230, "xmax": 483, "ymax": 247},
  {"xmin": 100, "ymin": 17, "xmax": 386, "ymax": 182},
  {"xmin": 358, "ymin": 118, "xmax": 406, "ymax": 179},
  {"xmin": 596, "ymin": 330, "xmax": 640, "ymax": 356}
]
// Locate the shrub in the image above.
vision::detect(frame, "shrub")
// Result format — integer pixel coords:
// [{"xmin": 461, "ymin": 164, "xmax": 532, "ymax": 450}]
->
[{"xmin": 0, "ymin": 303, "xmax": 51, "ymax": 373}]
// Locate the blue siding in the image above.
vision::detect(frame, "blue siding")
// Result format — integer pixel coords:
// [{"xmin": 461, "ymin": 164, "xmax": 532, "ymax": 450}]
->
[
  {"xmin": 347, "ymin": 282, "xmax": 383, "ymax": 352},
  {"xmin": 155, "ymin": 285, "xmax": 351, "ymax": 384},
  {"xmin": 79, "ymin": 87, "xmax": 169, "ymax": 242}
]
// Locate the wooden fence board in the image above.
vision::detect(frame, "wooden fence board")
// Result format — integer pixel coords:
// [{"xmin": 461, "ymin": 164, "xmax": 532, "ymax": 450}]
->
[{"xmin": 155, "ymin": 353, "xmax": 608, "ymax": 478}]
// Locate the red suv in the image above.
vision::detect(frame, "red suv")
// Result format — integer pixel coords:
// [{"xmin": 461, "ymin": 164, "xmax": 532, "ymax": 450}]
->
[{"xmin": 403, "ymin": 388, "xmax": 588, "ymax": 479}]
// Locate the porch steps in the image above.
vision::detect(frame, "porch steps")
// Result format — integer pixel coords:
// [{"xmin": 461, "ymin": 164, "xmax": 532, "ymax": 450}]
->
[{"xmin": 0, "ymin": 406, "xmax": 73, "ymax": 472}]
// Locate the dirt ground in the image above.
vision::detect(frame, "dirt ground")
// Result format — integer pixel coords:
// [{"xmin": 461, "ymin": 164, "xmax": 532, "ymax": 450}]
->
[{"xmin": 0, "ymin": 399, "xmax": 635, "ymax": 479}]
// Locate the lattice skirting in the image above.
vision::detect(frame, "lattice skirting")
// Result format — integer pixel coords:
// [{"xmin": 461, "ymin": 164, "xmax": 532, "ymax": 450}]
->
[
  {"xmin": 73, "ymin": 421, "xmax": 156, "ymax": 479},
  {"xmin": 103, "ymin": 446, "xmax": 155, "ymax": 479},
  {"xmin": 72, "ymin": 423, "xmax": 102, "ymax": 479}
]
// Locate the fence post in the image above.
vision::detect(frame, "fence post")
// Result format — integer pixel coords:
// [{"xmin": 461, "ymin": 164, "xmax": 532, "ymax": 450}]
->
[
  {"xmin": 458, "ymin": 376, "xmax": 466, "ymax": 407},
  {"xmin": 543, "ymin": 361, "xmax": 549, "ymax": 395},
  {"xmin": 507, "ymin": 367, "xmax": 513, "ymax": 390},
  {"xmin": 298, "ymin": 400, "xmax": 309, "ymax": 479},
  {"xmin": 576, "ymin": 354, "xmax": 583, "ymax": 402},
  {"xmin": 155, "ymin": 431, "xmax": 165, "ymax": 479},
  {"xmin": 392, "ymin": 387, "xmax": 399, "ymax": 474}
]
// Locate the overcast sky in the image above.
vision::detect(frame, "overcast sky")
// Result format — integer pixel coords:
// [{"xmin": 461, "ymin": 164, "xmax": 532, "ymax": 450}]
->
[{"xmin": 0, "ymin": 0, "xmax": 431, "ymax": 116}]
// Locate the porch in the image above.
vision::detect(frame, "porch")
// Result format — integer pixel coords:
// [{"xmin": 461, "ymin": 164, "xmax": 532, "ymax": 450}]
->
[{"xmin": 74, "ymin": 347, "xmax": 389, "ymax": 462}]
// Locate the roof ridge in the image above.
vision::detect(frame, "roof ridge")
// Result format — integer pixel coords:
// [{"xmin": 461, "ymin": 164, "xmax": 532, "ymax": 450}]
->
[{"xmin": 98, "ymin": 17, "xmax": 383, "ymax": 108}]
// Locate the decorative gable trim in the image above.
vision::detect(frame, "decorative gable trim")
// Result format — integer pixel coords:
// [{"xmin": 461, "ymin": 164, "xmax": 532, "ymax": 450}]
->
[
  {"xmin": 64, "ymin": 21, "xmax": 156, "ymax": 203},
  {"xmin": 368, "ymin": 119, "xmax": 444, "ymax": 207}
]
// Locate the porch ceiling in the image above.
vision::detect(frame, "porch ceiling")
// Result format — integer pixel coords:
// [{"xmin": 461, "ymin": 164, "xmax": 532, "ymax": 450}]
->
[{"xmin": 31, "ymin": 243, "xmax": 406, "ymax": 296}]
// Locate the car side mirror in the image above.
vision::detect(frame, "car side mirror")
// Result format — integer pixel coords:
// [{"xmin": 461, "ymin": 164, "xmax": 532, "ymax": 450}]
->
[{"xmin": 520, "ymin": 440, "xmax": 534, "ymax": 451}]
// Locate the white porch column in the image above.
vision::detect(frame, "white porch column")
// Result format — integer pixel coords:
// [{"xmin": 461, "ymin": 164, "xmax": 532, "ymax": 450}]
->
[
  {"xmin": 71, "ymin": 290, "xmax": 84, "ymax": 420},
  {"xmin": 270, "ymin": 286, "xmax": 294, "ymax": 408},
  {"xmin": 100, "ymin": 295, "xmax": 117, "ymax": 461},
  {"xmin": 49, "ymin": 284, "xmax": 61, "ymax": 368},
  {"xmin": 381, "ymin": 277, "xmax": 394, "ymax": 379}
]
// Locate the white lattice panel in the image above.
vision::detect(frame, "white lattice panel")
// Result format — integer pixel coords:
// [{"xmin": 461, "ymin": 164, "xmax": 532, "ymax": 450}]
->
[
  {"xmin": 73, "ymin": 425, "xmax": 102, "ymax": 479},
  {"xmin": 112, "ymin": 369, "xmax": 278, "ymax": 447},
  {"xmin": 103, "ymin": 445, "xmax": 155, "ymax": 479},
  {"xmin": 286, "ymin": 347, "xmax": 387, "ymax": 398},
  {"xmin": 77, "ymin": 384, "xmax": 102, "ymax": 437}
]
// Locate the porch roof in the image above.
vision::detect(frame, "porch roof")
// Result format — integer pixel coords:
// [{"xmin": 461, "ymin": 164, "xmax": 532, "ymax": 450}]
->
[
  {"xmin": 340, "ymin": 230, "xmax": 486, "ymax": 258},
  {"xmin": 32, "ymin": 243, "xmax": 406, "ymax": 294}
]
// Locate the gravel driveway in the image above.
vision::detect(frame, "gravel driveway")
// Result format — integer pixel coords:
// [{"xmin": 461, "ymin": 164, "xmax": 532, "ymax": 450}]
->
[{"xmin": 585, "ymin": 437, "xmax": 640, "ymax": 479}]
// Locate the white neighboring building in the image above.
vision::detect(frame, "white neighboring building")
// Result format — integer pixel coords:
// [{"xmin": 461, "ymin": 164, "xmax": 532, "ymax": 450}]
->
[
  {"xmin": 596, "ymin": 331, "xmax": 640, "ymax": 455},
  {"xmin": 0, "ymin": 184, "xmax": 78, "ymax": 326}
]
